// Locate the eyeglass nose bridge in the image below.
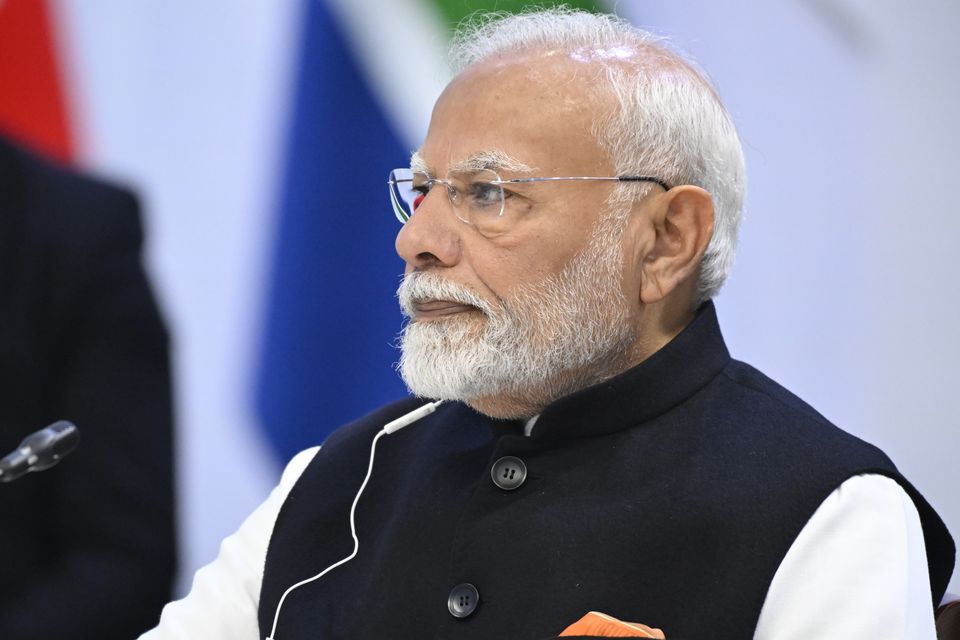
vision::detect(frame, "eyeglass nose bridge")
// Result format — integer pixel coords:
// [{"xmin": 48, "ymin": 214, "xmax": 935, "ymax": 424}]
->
[
  {"xmin": 429, "ymin": 176, "xmax": 463, "ymax": 208},
  {"xmin": 422, "ymin": 176, "xmax": 471, "ymax": 224}
]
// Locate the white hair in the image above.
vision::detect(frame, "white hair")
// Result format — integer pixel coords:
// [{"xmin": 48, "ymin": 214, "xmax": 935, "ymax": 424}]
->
[{"xmin": 449, "ymin": 8, "xmax": 747, "ymax": 303}]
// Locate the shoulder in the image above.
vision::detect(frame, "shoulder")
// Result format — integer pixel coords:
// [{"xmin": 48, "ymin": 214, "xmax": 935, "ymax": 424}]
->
[
  {"xmin": 710, "ymin": 358, "xmax": 894, "ymax": 469},
  {"xmin": 756, "ymin": 474, "xmax": 940, "ymax": 638},
  {"xmin": 0, "ymin": 138, "xmax": 142, "ymax": 254},
  {"xmin": 704, "ymin": 359, "xmax": 955, "ymax": 604},
  {"xmin": 267, "ymin": 397, "xmax": 436, "ymax": 540},
  {"xmin": 303, "ymin": 397, "xmax": 430, "ymax": 462}
]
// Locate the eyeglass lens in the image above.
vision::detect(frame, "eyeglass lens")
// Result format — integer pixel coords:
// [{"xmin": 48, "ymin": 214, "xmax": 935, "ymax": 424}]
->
[{"xmin": 389, "ymin": 168, "xmax": 508, "ymax": 234}]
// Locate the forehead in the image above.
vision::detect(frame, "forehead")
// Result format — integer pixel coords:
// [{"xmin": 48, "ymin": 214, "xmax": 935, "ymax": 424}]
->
[{"xmin": 418, "ymin": 53, "xmax": 612, "ymax": 176}]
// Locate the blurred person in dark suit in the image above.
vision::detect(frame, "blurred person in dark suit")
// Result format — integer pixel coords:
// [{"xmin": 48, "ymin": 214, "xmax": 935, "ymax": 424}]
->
[{"xmin": 0, "ymin": 135, "xmax": 176, "ymax": 638}]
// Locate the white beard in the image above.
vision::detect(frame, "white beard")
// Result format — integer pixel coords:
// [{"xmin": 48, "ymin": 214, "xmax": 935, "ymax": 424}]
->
[{"xmin": 396, "ymin": 213, "xmax": 636, "ymax": 416}]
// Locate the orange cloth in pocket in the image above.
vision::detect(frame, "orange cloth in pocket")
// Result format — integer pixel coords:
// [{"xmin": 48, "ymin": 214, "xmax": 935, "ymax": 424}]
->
[{"xmin": 559, "ymin": 611, "xmax": 666, "ymax": 638}]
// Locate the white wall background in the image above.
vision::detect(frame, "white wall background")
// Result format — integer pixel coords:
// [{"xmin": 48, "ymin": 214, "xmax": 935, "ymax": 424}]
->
[{"xmin": 50, "ymin": 0, "xmax": 957, "ymax": 598}]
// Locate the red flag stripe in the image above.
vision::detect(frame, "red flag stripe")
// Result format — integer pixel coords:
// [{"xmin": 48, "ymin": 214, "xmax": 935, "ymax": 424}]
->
[{"xmin": 0, "ymin": 0, "xmax": 74, "ymax": 162}]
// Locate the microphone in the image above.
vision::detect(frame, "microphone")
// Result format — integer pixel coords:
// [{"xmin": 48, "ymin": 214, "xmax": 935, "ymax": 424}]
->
[
  {"xmin": 383, "ymin": 399, "xmax": 443, "ymax": 434},
  {"xmin": 0, "ymin": 421, "xmax": 80, "ymax": 483}
]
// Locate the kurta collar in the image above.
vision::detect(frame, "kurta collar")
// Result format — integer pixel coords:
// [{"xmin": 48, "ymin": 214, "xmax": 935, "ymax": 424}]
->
[{"xmin": 526, "ymin": 301, "xmax": 730, "ymax": 443}]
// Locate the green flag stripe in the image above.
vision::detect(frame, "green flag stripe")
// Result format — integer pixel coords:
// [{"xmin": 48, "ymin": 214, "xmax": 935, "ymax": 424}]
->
[{"xmin": 426, "ymin": 0, "xmax": 609, "ymax": 33}]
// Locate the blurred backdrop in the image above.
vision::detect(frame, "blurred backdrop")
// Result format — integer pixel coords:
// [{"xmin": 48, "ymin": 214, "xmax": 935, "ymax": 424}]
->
[{"xmin": 1, "ymin": 0, "xmax": 957, "ymax": 595}]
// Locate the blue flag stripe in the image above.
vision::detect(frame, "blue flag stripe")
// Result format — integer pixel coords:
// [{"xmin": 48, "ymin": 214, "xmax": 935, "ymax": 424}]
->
[{"xmin": 256, "ymin": 0, "xmax": 410, "ymax": 463}]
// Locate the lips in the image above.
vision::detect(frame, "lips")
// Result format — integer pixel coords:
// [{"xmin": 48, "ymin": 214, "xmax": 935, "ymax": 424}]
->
[{"xmin": 412, "ymin": 299, "xmax": 478, "ymax": 319}]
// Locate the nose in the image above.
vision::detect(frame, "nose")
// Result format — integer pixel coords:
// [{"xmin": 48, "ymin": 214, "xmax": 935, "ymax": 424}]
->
[{"xmin": 395, "ymin": 189, "xmax": 463, "ymax": 269}]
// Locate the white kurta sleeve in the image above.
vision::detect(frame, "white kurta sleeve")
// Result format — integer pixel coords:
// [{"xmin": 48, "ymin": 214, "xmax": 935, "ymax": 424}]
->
[
  {"xmin": 754, "ymin": 473, "xmax": 936, "ymax": 639},
  {"xmin": 139, "ymin": 446, "xmax": 320, "ymax": 640}
]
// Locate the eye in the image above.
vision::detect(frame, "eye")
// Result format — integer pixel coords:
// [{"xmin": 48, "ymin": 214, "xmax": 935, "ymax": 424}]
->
[{"xmin": 466, "ymin": 180, "xmax": 502, "ymax": 209}]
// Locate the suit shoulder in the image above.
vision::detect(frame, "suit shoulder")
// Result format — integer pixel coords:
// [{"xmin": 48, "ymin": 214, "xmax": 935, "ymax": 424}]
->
[
  {"xmin": 320, "ymin": 397, "xmax": 430, "ymax": 450},
  {"xmin": 716, "ymin": 359, "xmax": 892, "ymax": 465},
  {"xmin": 287, "ymin": 397, "xmax": 431, "ymax": 498},
  {"xmin": 1, "ymin": 138, "xmax": 142, "ymax": 251}
]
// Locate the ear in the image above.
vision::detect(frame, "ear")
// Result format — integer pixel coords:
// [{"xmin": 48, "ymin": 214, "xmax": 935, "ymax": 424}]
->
[{"xmin": 639, "ymin": 186, "xmax": 714, "ymax": 304}]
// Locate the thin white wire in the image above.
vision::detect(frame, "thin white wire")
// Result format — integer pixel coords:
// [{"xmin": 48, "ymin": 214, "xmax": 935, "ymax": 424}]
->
[{"xmin": 265, "ymin": 428, "xmax": 388, "ymax": 640}]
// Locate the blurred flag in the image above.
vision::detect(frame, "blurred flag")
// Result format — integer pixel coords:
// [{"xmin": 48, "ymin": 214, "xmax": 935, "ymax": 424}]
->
[{"xmin": 0, "ymin": 0, "xmax": 74, "ymax": 161}]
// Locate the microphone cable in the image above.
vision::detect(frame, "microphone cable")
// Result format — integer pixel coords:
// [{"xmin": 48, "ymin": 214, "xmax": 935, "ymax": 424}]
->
[{"xmin": 266, "ymin": 400, "xmax": 443, "ymax": 640}]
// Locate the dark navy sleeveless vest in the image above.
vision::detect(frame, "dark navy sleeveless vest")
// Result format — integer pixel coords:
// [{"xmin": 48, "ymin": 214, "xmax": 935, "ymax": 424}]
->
[{"xmin": 259, "ymin": 303, "xmax": 954, "ymax": 639}]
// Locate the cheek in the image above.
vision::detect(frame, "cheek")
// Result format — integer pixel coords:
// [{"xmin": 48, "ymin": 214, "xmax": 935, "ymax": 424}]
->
[
  {"xmin": 467, "ymin": 248, "xmax": 543, "ymax": 296},
  {"xmin": 463, "ymin": 208, "xmax": 601, "ymax": 296},
  {"xmin": 469, "ymin": 244, "xmax": 576, "ymax": 298}
]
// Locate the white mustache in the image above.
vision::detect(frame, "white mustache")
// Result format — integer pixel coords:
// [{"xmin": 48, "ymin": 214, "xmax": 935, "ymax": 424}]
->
[{"xmin": 397, "ymin": 272, "xmax": 495, "ymax": 319}]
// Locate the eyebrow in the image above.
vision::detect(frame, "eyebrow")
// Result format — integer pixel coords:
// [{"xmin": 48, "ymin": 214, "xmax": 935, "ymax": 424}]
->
[
  {"xmin": 410, "ymin": 151, "xmax": 429, "ymax": 174},
  {"xmin": 409, "ymin": 150, "xmax": 536, "ymax": 175}
]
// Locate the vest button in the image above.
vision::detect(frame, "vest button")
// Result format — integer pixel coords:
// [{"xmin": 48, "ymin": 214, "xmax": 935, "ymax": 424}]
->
[
  {"xmin": 447, "ymin": 582, "xmax": 480, "ymax": 618},
  {"xmin": 491, "ymin": 456, "xmax": 527, "ymax": 491}
]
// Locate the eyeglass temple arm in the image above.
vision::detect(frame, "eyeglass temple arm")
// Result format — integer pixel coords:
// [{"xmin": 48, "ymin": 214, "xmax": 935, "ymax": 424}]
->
[
  {"xmin": 498, "ymin": 175, "xmax": 671, "ymax": 191},
  {"xmin": 617, "ymin": 176, "xmax": 672, "ymax": 191}
]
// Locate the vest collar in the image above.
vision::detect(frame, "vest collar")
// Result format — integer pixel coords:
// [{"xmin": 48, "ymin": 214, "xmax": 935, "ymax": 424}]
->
[{"xmin": 525, "ymin": 301, "xmax": 730, "ymax": 442}]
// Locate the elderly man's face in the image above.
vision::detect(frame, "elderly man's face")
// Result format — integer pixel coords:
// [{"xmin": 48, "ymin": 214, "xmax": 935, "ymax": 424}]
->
[{"xmin": 395, "ymin": 54, "xmax": 649, "ymax": 417}]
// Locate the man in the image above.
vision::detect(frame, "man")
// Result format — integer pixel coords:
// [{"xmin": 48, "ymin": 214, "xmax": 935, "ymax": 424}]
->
[
  {"xmin": 0, "ymin": 135, "xmax": 176, "ymax": 638},
  {"xmin": 143, "ymin": 9, "xmax": 954, "ymax": 639}
]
